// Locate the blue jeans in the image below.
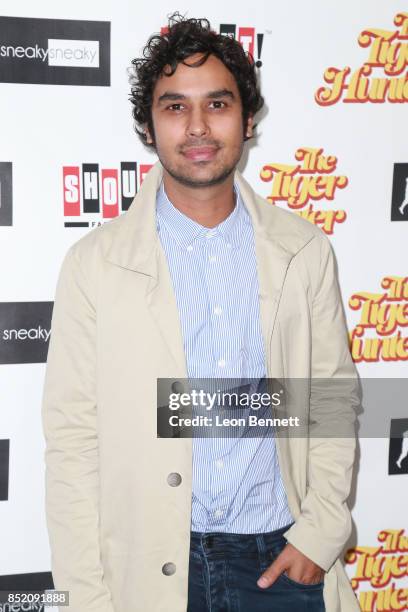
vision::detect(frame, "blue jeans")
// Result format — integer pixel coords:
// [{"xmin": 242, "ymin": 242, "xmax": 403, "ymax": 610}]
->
[{"xmin": 188, "ymin": 524, "xmax": 325, "ymax": 611}]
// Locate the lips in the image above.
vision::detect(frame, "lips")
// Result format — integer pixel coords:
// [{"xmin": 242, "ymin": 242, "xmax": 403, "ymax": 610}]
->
[{"xmin": 182, "ymin": 146, "xmax": 219, "ymax": 161}]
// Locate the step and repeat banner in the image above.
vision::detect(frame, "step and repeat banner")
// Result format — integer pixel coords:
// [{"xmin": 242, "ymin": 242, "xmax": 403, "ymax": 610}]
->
[{"xmin": 0, "ymin": 1, "xmax": 407, "ymax": 610}]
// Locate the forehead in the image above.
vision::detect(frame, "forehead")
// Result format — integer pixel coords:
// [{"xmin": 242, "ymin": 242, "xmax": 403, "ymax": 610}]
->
[{"xmin": 153, "ymin": 53, "xmax": 239, "ymax": 99}]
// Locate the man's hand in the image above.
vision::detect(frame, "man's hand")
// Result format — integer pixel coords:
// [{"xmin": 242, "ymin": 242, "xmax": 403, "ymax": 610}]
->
[{"xmin": 257, "ymin": 543, "xmax": 325, "ymax": 588}]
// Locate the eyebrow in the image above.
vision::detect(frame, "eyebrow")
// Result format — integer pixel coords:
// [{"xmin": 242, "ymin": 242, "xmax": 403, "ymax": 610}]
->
[{"xmin": 157, "ymin": 89, "xmax": 236, "ymax": 104}]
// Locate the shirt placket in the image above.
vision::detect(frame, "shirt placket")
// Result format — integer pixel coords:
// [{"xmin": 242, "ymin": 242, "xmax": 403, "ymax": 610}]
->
[{"xmin": 200, "ymin": 231, "xmax": 238, "ymax": 528}]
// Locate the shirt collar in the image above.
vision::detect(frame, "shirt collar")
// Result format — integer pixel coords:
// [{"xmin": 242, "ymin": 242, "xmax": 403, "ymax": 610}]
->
[{"xmin": 156, "ymin": 181, "xmax": 247, "ymax": 250}]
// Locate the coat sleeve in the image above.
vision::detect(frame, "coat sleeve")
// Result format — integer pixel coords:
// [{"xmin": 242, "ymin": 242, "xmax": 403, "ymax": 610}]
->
[
  {"xmin": 42, "ymin": 244, "xmax": 115, "ymax": 612},
  {"xmin": 283, "ymin": 234, "xmax": 360, "ymax": 572}
]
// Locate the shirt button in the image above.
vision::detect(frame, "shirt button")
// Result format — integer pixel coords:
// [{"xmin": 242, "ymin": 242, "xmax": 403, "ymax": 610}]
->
[
  {"xmin": 215, "ymin": 459, "xmax": 224, "ymax": 469},
  {"xmin": 186, "ymin": 245, "xmax": 193, "ymax": 252},
  {"xmin": 208, "ymin": 255, "xmax": 217, "ymax": 263},
  {"xmin": 162, "ymin": 562, "xmax": 176, "ymax": 576},
  {"xmin": 214, "ymin": 509, "xmax": 224, "ymax": 518},
  {"xmin": 167, "ymin": 472, "xmax": 182, "ymax": 487},
  {"xmin": 213, "ymin": 306, "xmax": 222, "ymax": 316},
  {"xmin": 226, "ymin": 243, "xmax": 232, "ymax": 249},
  {"xmin": 206, "ymin": 230, "xmax": 216, "ymax": 238},
  {"xmin": 217, "ymin": 359, "xmax": 226, "ymax": 368}
]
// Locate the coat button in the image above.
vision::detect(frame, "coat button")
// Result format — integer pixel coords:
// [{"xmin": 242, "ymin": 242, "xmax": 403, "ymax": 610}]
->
[
  {"xmin": 171, "ymin": 381, "xmax": 184, "ymax": 394},
  {"xmin": 162, "ymin": 562, "xmax": 176, "ymax": 576},
  {"xmin": 167, "ymin": 472, "xmax": 182, "ymax": 487}
]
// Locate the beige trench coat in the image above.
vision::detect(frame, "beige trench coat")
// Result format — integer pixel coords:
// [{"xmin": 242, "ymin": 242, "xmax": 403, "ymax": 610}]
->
[{"xmin": 42, "ymin": 162, "xmax": 360, "ymax": 611}]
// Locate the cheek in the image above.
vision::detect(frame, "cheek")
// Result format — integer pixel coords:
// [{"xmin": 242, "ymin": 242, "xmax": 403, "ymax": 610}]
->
[
  {"xmin": 152, "ymin": 115, "xmax": 182, "ymax": 147},
  {"xmin": 212, "ymin": 114, "xmax": 244, "ymax": 142}
]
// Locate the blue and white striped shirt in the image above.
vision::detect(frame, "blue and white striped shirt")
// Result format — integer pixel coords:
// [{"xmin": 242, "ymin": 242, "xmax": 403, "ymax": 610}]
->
[{"xmin": 156, "ymin": 182, "xmax": 293, "ymax": 533}]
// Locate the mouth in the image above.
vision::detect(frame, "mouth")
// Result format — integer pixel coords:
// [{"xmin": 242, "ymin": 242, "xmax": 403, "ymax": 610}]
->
[{"xmin": 182, "ymin": 146, "xmax": 219, "ymax": 162}]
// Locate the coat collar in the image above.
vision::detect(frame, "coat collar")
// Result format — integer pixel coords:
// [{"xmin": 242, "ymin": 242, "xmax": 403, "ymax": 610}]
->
[{"xmin": 105, "ymin": 161, "xmax": 315, "ymax": 276}]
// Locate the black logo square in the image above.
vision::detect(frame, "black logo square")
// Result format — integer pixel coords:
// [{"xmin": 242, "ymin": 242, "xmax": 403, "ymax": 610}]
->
[
  {"xmin": 0, "ymin": 302, "xmax": 53, "ymax": 364},
  {"xmin": 0, "ymin": 162, "xmax": 12, "ymax": 226},
  {"xmin": 0, "ymin": 439, "xmax": 9, "ymax": 501},
  {"xmin": 389, "ymin": 418, "xmax": 408, "ymax": 475},
  {"xmin": 391, "ymin": 163, "xmax": 408, "ymax": 221},
  {"xmin": 0, "ymin": 16, "xmax": 110, "ymax": 86}
]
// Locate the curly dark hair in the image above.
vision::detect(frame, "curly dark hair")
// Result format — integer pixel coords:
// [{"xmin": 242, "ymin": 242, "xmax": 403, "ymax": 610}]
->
[{"xmin": 129, "ymin": 12, "xmax": 264, "ymax": 148}]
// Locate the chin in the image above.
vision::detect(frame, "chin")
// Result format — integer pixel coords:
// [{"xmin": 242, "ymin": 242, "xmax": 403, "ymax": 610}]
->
[
  {"xmin": 169, "ymin": 161, "xmax": 235, "ymax": 187},
  {"xmin": 178, "ymin": 170, "xmax": 234, "ymax": 188}
]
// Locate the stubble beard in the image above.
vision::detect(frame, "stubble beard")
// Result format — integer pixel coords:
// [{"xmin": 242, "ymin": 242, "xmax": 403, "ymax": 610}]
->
[{"xmin": 156, "ymin": 145, "xmax": 244, "ymax": 189}]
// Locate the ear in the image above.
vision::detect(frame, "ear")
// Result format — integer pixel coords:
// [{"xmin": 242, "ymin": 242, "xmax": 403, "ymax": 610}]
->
[{"xmin": 245, "ymin": 115, "xmax": 254, "ymax": 139}]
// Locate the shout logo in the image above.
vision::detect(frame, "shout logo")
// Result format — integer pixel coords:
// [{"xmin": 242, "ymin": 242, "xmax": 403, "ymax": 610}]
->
[
  {"xmin": 345, "ymin": 529, "xmax": 408, "ymax": 611},
  {"xmin": 349, "ymin": 276, "xmax": 408, "ymax": 362},
  {"xmin": 315, "ymin": 12, "xmax": 408, "ymax": 105},
  {"xmin": 62, "ymin": 162, "xmax": 153, "ymax": 227},
  {"xmin": 260, "ymin": 147, "xmax": 348, "ymax": 235},
  {"xmin": 160, "ymin": 23, "xmax": 264, "ymax": 67}
]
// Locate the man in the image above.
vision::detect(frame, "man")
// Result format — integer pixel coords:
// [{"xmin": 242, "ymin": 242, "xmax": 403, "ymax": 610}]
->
[{"xmin": 42, "ymin": 13, "xmax": 360, "ymax": 612}]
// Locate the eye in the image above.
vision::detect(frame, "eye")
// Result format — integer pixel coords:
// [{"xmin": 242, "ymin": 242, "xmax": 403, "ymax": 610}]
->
[
  {"xmin": 209, "ymin": 100, "xmax": 227, "ymax": 109},
  {"xmin": 167, "ymin": 103, "xmax": 184, "ymax": 111}
]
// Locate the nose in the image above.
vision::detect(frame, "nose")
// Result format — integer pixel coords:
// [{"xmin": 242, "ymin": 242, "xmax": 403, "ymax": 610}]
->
[{"xmin": 186, "ymin": 107, "xmax": 209, "ymax": 138}]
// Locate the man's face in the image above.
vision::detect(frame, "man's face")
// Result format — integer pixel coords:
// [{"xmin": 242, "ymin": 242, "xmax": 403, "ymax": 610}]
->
[{"xmin": 146, "ymin": 53, "xmax": 253, "ymax": 188}]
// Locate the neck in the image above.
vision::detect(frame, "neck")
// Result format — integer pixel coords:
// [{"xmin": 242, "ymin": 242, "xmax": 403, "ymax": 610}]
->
[{"xmin": 162, "ymin": 170, "xmax": 236, "ymax": 228}]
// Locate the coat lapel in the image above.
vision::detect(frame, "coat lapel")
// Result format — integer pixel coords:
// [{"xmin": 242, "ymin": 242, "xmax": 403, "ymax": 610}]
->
[
  {"xmin": 254, "ymin": 235, "xmax": 294, "ymax": 375},
  {"xmin": 105, "ymin": 163, "xmax": 188, "ymax": 375},
  {"xmin": 146, "ymin": 248, "xmax": 189, "ymax": 376},
  {"xmin": 233, "ymin": 170, "xmax": 315, "ymax": 376}
]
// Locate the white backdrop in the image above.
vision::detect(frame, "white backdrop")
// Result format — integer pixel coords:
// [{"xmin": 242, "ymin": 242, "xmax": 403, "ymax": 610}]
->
[{"xmin": 0, "ymin": 1, "xmax": 407, "ymax": 610}]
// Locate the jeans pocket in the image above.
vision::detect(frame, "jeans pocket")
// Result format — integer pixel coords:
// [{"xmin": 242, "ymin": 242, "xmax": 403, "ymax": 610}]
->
[
  {"xmin": 280, "ymin": 570, "xmax": 324, "ymax": 589},
  {"xmin": 266, "ymin": 536, "xmax": 325, "ymax": 589}
]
